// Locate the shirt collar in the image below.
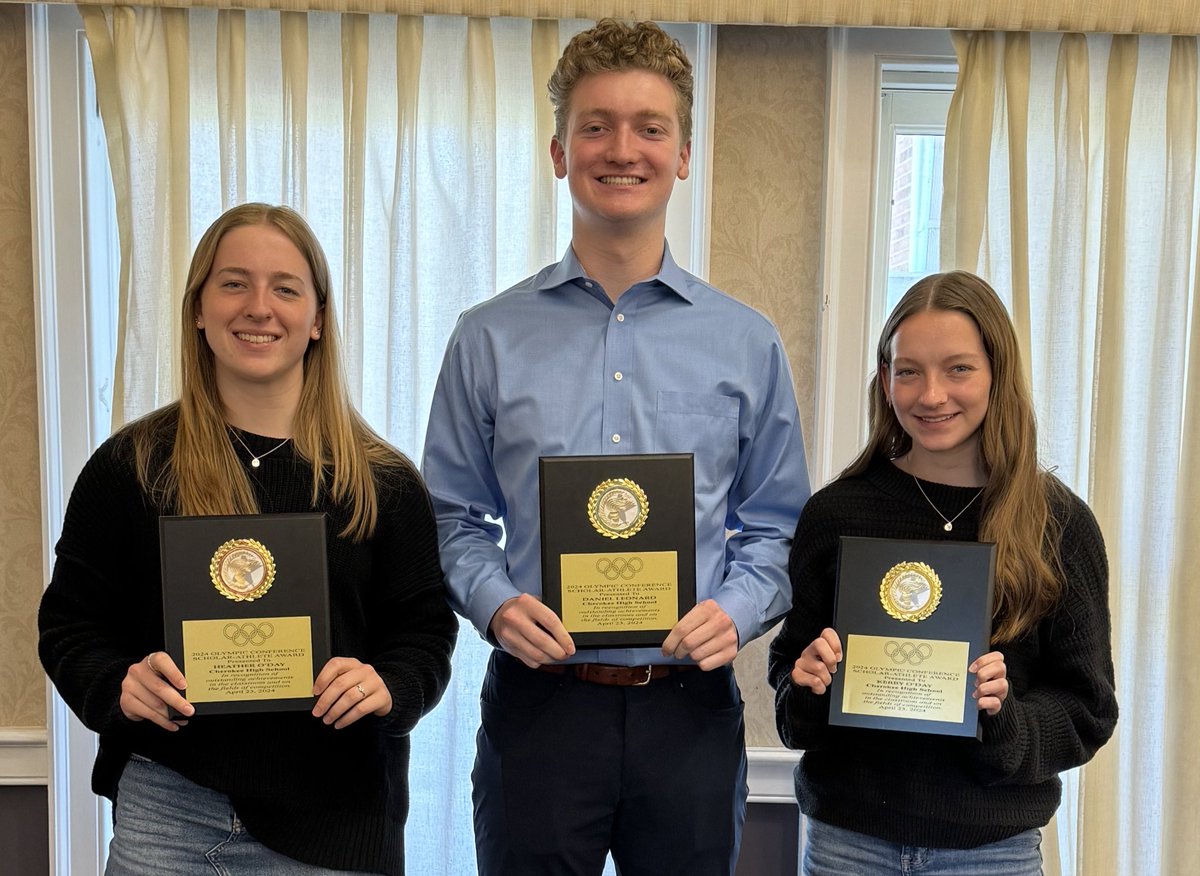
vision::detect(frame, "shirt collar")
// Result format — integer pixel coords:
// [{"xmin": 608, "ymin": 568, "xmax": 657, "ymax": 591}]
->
[{"xmin": 536, "ymin": 241, "xmax": 697, "ymax": 304}]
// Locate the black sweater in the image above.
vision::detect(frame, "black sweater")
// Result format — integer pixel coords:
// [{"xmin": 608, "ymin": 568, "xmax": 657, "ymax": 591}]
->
[
  {"xmin": 768, "ymin": 455, "xmax": 1117, "ymax": 849},
  {"xmin": 38, "ymin": 418, "xmax": 458, "ymax": 875}
]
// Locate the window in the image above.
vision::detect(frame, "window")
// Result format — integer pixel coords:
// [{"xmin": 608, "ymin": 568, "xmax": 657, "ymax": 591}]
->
[
  {"xmin": 873, "ymin": 83, "xmax": 952, "ymax": 319},
  {"xmin": 815, "ymin": 28, "xmax": 956, "ymax": 484}
]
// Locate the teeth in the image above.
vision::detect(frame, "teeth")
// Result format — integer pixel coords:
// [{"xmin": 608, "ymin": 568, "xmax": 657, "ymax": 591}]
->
[
  {"xmin": 921, "ymin": 414, "xmax": 955, "ymax": 423},
  {"xmin": 236, "ymin": 333, "xmax": 277, "ymax": 344},
  {"xmin": 600, "ymin": 176, "xmax": 642, "ymax": 185}
]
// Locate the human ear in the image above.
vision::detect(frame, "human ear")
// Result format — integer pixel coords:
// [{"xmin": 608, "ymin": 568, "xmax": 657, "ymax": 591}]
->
[
  {"xmin": 677, "ymin": 141, "xmax": 691, "ymax": 181},
  {"xmin": 550, "ymin": 138, "xmax": 567, "ymax": 179}
]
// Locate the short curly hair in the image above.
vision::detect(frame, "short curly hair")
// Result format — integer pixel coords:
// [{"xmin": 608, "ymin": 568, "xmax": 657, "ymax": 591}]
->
[{"xmin": 548, "ymin": 19, "xmax": 694, "ymax": 145}]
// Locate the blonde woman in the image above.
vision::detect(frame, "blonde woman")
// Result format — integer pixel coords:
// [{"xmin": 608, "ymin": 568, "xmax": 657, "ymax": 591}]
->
[
  {"xmin": 769, "ymin": 271, "xmax": 1117, "ymax": 875},
  {"xmin": 39, "ymin": 203, "xmax": 457, "ymax": 875}
]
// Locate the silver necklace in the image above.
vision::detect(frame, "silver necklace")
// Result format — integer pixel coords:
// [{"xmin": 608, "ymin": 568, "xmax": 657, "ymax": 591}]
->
[
  {"xmin": 229, "ymin": 428, "xmax": 290, "ymax": 469},
  {"xmin": 912, "ymin": 475, "xmax": 984, "ymax": 532}
]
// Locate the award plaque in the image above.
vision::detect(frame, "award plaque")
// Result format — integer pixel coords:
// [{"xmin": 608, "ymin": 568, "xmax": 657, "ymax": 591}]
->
[
  {"xmin": 828, "ymin": 536, "xmax": 996, "ymax": 738},
  {"xmin": 159, "ymin": 513, "xmax": 331, "ymax": 716},
  {"xmin": 539, "ymin": 454, "xmax": 697, "ymax": 648}
]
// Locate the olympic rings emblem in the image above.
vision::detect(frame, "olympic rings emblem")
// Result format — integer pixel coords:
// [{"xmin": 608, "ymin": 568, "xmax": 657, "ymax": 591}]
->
[
  {"xmin": 595, "ymin": 557, "xmax": 644, "ymax": 580},
  {"xmin": 883, "ymin": 640, "xmax": 933, "ymax": 665},
  {"xmin": 223, "ymin": 622, "xmax": 275, "ymax": 647}
]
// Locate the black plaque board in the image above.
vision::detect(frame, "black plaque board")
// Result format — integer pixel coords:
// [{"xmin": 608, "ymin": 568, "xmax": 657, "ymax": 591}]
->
[
  {"xmin": 160, "ymin": 513, "xmax": 331, "ymax": 716},
  {"xmin": 828, "ymin": 536, "xmax": 996, "ymax": 738},
  {"xmin": 539, "ymin": 454, "xmax": 697, "ymax": 648}
]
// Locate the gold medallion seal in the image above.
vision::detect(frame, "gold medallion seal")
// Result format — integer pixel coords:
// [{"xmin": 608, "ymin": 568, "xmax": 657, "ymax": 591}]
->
[
  {"xmin": 587, "ymin": 478, "xmax": 649, "ymax": 539},
  {"xmin": 210, "ymin": 538, "xmax": 276, "ymax": 602},
  {"xmin": 880, "ymin": 561, "xmax": 942, "ymax": 622}
]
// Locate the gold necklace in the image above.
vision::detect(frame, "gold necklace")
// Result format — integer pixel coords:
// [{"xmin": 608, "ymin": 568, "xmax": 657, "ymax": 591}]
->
[
  {"xmin": 912, "ymin": 475, "xmax": 984, "ymax": 532},
  {"xmin": 229, "ymin": 428, "xmax": 290, "ymax": 469}
]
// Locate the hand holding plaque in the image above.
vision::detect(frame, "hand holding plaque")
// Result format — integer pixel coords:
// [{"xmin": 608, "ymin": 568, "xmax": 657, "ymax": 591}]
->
[
  {"xmin": 828, "ymin": 537, "xmax": 996, "ymax": 738},
  {"xmin": 539, "ymin": 455, "xmax": 697, "ymax": 649}
]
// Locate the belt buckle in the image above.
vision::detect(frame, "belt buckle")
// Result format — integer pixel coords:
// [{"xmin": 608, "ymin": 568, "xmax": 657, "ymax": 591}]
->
[{"xmin": 633, "ymin": 665, "xmax": 653, "ymax": 686}]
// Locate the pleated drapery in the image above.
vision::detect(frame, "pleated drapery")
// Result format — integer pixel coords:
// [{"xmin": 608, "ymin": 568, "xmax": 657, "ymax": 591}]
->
[
  {"xmin": 81, "ymin": 9, "xmax": 563, "ymax": 869},
  {"xmin": 26, "ymin": 0, "xmax": 1200, "ymax": 35},
  {"xmin": 944, "ymin": 31, "xmax": 1200, "ymax": 876}
]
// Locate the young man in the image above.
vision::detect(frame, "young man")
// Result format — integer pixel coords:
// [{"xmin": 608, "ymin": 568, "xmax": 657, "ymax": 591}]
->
[{"xmin": 422, "ymin": 19, "xmax": 810, "ymax": 876}]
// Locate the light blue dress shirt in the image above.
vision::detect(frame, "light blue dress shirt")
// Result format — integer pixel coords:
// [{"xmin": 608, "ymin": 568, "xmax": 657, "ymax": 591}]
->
[{"xmin": 421, "ymin": 244, "xmax": 810, "ymax": 665}]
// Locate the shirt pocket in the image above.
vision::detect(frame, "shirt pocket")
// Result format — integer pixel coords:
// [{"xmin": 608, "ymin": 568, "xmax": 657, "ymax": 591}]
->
[{"xmin": 653, "ymin": 391, "xmax": 740, "ymax": 496}]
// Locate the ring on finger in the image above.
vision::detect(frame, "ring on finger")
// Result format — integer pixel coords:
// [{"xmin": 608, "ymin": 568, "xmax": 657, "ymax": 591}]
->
[{"xmin": 356, "ymin": 683, "xmax": 367, "ymax": 699}]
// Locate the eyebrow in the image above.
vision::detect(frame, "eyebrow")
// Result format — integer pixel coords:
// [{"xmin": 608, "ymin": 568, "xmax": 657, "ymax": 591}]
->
[
  {"xmin": 215, "ymin": 266, "xmax": 307, "ymax": 284},
  {"xmin": 577, "ymin": 108, "xmax": 675, "ymax": 126},
  {"xmin": 891, "ymin": 352, "xmax": 987, "ymax": 366}
]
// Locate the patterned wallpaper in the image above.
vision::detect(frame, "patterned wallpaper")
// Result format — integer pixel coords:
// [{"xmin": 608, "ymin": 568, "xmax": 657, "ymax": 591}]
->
[
  {"xmin": 710, "ymin": 26, "xmax": 827, "ymax": 749},
  {"xmin": 0, "ymin": 4, "xmax": 47, "ymax": 730}
]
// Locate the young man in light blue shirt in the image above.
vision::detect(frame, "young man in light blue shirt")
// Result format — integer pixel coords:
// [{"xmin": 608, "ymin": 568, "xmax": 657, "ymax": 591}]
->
[{"xmin": 422, "ymin": 18, "xmax": 810, "ymax": 876}]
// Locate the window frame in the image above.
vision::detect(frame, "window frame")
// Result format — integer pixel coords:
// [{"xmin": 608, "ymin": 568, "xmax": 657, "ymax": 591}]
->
[{"xmin": 815, "ymin": 27, "xmax": 956, "ymax": 486}]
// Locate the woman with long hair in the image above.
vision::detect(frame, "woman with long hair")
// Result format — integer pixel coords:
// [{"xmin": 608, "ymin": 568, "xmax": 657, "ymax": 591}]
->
[
  {"xmin": 39, "ymin": 203, "xmax": 457, "ymax": 875},
  {"xmin": 770, "ymin": 271, "xmax": 1117, "ymax": 874}
]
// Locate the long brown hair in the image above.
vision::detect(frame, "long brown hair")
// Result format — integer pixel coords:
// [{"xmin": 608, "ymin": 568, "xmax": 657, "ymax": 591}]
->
[
  {"xmin": 126, "ymin": 203, "xmax": 410, "ymax": 541},
  {"xmin": 842, "ymin": 270, "xmax": 1066, "ymax": 642}
]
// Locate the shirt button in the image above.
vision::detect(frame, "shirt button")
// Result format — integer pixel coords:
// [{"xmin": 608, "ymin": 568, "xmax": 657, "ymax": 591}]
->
[
  {"xmin": 614, "ymin": 372, "xmax": 623, "ymax": 381},
  {"xmin": 584, "ymin": 281, "xmax": 593, "ymax": 288},
  {"xmin": 616, "ymin": 313, "xmax": 625, "ymax": 322},
  {"xmin": 611, "ymin": 434, "xmax": 621, "ymax": 444}
]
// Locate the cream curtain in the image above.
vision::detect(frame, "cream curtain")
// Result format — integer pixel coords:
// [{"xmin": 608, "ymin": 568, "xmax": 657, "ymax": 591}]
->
[
  {"xmin": 944, "ymin": 30, "xmax": 1200, "ymax": 876},
  {"xmin": 37, "ymin": 0, "xmax": 1200, "ymax": 35},
  {"xmin": 81, "ymin": 7, "xmax": 562, "ymax": 870},
  {"xmin": 83, "ymin": 6, "xmax": 562, "ymax": 433}
]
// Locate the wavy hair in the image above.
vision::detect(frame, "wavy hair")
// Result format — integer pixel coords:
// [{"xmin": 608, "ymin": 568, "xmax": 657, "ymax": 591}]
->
[
  {"xmin": 842, "ymin": 271, "xmax": 1066, "ymax": 642},
  {"xmin": 126, "ymin": 203, "xmax": 410, "ymax": 541},
  {"xmin": 548, "ymin": 19, "xmax": 694, "ymax": 145}
]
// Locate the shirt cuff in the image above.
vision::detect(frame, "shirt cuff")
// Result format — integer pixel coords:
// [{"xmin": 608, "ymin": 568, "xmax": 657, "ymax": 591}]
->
[
  {"xmin": 712, "ymin": 588, "xmax": 759, "ymax": 650},
  {"xmin": 464, "ymin": 573, "xmax": 524, "ymax": 642}
]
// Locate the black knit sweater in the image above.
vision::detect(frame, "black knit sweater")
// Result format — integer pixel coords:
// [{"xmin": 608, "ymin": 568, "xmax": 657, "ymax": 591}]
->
[
  {"xmin": 768, "ymin": 455, "xmax": 1117, "ymax": 849},
  {"xmin": 38, "ymin": 415, "xmax": 458, "ymax": 875}
]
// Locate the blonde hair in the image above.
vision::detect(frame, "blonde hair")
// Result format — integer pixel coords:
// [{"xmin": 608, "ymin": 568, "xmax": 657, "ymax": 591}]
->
[
  {"xmin": 127, "ymin": 203, "xmax": 410, "ymax": 541},
  {"xmin": 842, "ymin": 271, "xmax": 1066, "ymax": 642},
  {"xmin": 548, "ymin": 19, "xmax": 694, "ymax": 145}
]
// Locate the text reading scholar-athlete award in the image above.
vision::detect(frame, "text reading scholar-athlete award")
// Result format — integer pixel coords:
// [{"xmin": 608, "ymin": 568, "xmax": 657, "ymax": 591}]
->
[
  {"xmin": 539, "ymin": 454, "xmax": 697, "ymax": 649},
  {"xmin": 159, "ymin": 513, "xmax": 332, "ymax": 716},
  {"xmin": 828, "ymin": 536, "xmax": 996, "ymax": 738}
]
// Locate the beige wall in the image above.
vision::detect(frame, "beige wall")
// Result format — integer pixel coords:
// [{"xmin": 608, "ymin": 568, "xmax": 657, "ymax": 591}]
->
[
  {"xmin": 0, "ymin": 2, "xmax": 46, "ymax": 730},
  {"xmin": 0, "ymin": 16, "xmax": 827, "ymax": 747},
  {"xmin": 712, "ymin": 26, "xmax": 826, "ymax": 749}
]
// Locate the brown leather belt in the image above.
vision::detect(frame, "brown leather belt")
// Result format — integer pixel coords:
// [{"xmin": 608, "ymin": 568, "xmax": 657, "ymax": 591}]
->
[{"xmin": 535, "ymin": 662, "xmax": 695, "ymax": 686}]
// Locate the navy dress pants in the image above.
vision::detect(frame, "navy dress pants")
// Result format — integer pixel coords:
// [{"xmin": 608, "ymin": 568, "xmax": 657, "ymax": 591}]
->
[{"xmin": 472, "ymin": 651, "xmax": 748, "ymax": 876}]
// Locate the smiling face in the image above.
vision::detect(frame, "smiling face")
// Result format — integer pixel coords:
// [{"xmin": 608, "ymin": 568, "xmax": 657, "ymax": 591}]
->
[
  {"xmin": 882, "ymin": 309, "xmax": 993, "ymax": 479},
  {"xmin": 194, "ymin": 223, "xmax": 322, "ymax": 403},
  {"xmin": 550, "ymin": 69, "xmax": 690, "ymax": 242}
]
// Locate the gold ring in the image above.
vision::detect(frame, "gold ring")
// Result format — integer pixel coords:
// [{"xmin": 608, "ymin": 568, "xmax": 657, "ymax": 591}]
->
[{"xmin": 356, "ymin": 683, "xmax": 366, "ymax": 698}]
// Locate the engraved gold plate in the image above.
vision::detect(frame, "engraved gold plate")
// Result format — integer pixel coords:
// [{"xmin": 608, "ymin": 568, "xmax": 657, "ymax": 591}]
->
[
  {"xmin": 587, "ymin": 478, "xmax": 649, "ymax": 539},
  {"xmin": 879, "ymin": 561, "xmax": 942, "ymax": 622},
  {"xmin": 210, "ymin": 538, "xmax": 276, "ymax": 602}
]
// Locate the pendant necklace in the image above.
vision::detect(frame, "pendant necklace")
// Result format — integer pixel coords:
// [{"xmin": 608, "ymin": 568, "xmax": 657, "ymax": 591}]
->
[
  {"xmin": 229, "ymin": 427, "xmax": 290, "ymax": 469},
  {"xmin": 912, "ymin": 475, "xmax": 984, "ymax": 532}
]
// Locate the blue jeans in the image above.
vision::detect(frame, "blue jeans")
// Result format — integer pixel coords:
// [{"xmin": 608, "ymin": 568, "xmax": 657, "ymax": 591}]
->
[
  {"xmin": 106, "ymin": 755, "xmax": 377, "ymax": 875},
  {"xmin": 802, "ymin": 817, "xmax": 1043, "ymax": 876}
]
